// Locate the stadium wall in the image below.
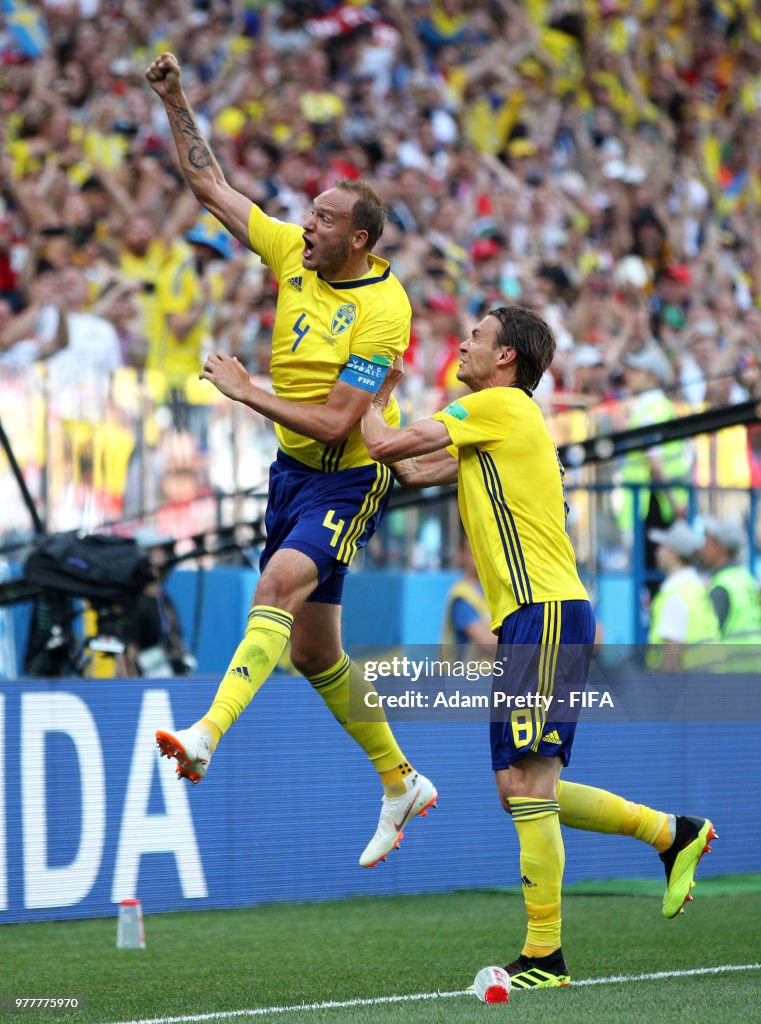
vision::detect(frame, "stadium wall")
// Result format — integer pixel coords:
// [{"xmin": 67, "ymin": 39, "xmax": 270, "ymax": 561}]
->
[
  {"xmin": 3, "ymin": 566, "xmax": 627, "ymax": 678},
  {"xmin": 1, "ymin": 678, "xmax": 758, "ymax": 924}
]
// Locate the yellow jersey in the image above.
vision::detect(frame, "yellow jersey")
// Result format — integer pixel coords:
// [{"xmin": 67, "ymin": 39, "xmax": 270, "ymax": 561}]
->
[
  {"xmin": 121, "ymin": 239, "xmax": 183, "ymax": 356},
  {"xmin": 247, "ymin": 204, "xmax": 411, "ymax": 470},
  {"xmin": 153, "ymin": 255, "xmax": 225, "ymax": 388},
  {"xmin": 433, "ymin": 387, "xmax": 588, "ymax": 630}
]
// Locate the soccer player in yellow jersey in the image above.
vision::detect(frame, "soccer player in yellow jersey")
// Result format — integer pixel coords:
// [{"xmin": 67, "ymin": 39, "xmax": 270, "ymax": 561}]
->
[
  {"xmin": 146, "ymin": 52, "xmax": 436, "ymax": 868},
  {"xmin": 362, "ymin": 305, "xmax": 716, "ymax": 987}
]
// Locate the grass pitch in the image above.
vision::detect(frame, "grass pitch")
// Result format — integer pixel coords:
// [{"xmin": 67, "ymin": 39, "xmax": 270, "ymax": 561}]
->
[{"xmin": 3, "ymin": 888, "xmax": 760, "ymax": 1024}]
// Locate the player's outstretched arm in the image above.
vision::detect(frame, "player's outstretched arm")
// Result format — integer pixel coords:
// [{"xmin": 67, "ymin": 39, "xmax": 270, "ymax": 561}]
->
[
  {"xmin": 362, "ymin": 409, "xmax": 455, "ymax": 464},
  {"xmin": 201, "ymin": 350, "xmax": 381, "ymax": 447},
  {"xmin": 145, "ymin": 52, "xmax": 252, "ymax": 249},
  {"xmin": 391, "ymin": 448, "xmax": 459, "ymax": 489},
  {"xmin": 360, "ymin": 361, "xmax": 457, "ymax": 484}
]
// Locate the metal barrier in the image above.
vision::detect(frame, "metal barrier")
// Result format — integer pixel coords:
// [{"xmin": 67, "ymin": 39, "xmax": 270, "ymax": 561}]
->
[
  {"xmin": 371, "ymin": 481, "xmax": 760, "ymax": 647},
  {"xmin": 2, "ymin": 363, "xmax": 759, "ymax": 653}
]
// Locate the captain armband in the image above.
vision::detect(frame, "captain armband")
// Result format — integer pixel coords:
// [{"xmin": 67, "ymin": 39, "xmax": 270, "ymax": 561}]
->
[{"xmin": 338, "ymin": 353, "xmax": 391, "ymax": 393}]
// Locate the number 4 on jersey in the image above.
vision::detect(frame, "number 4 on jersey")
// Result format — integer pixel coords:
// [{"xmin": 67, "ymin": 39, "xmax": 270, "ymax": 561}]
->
[{"xmin": 291, "ymin": 313, "xmax": 311, "ymax": 352}]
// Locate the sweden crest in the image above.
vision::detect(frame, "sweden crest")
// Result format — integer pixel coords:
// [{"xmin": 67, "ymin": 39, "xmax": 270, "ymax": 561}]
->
[{"xmin": 331, "ymin": 303, "xmax": 357, "ymax": 335}]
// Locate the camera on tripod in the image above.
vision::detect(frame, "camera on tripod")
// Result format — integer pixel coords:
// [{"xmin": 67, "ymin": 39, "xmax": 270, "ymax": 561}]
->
[{"xmin": 20, "ymin": 532, "xmax": 153, "ymax": 677}]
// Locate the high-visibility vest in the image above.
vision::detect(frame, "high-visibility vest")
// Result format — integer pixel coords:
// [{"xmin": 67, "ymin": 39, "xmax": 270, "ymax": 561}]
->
[
  {"xmin": 647, "ymin": 573, "xmax": 722, "ymax": 671},
  {"xmin": 442, "ymin": 578, "xmax": 491, "ymax": 656},
  {"xmin": 710, "ymin": 565, "xmax": 761, "ymax": 672},
  {"xmin": 619, "ymin": 391, "xmax": 692, "ymax": 530}
]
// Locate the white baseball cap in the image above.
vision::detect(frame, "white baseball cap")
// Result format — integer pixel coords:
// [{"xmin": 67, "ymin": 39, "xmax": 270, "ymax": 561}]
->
[
  {"xmin": 573, "ymin": 345, "xmax": 606, "ymax": 368},
  {"xmin": 702, "ymin": 516, "xmax": 745, "ymax": 553},
  {"xmin": 648, "ymin": 520, "xmax": 702, "ymax": 558},
  {"xmin": 623, "ymin": 346, "xmax": 673, "ymax": 385}
]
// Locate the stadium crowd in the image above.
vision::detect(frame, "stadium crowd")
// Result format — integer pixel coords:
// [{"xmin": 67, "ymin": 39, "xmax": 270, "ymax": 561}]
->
[{"xmin": 1, "ymin": 0, "xmax": 761, "ymax": 540}]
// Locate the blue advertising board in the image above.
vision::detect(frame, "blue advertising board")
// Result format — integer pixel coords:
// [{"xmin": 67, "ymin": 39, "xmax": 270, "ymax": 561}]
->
[{"xmin": 1, "ymin": 678, "xmax": 758, "ymax": 923}]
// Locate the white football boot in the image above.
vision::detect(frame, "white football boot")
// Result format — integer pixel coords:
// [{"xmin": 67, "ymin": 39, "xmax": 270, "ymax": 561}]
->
[
  {"xmin": 360, "ymin": 772, "xmax": 438, "ymax": 867},
  {"xmin": 156, "ymin": 727, "xmax": 211, "ymax": 784}
]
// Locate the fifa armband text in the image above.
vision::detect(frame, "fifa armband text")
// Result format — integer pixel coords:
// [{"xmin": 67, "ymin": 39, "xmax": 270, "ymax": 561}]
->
[{"xmin": 338, "ymin": 354, "xmax": 391, "ymax": 393}]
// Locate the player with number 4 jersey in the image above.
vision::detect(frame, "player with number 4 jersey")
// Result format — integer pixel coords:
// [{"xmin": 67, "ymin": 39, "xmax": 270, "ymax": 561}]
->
[
  {"xmin": 249, "ymin": 202, "xmax": 410, "ymax": 472},
  {"xmin": 146, "ymin": 50, "xmax": 436, "ymax": 869}
]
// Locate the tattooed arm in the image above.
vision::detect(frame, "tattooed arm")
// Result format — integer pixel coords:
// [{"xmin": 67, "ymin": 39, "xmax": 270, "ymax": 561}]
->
[{"xmin": 145, "ymin": 52, "xmax": 253, "ymax": 249}]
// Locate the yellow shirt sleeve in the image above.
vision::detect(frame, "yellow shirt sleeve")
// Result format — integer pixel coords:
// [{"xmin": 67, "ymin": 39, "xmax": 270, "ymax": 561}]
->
[
  {"xmin": 248, "ymin": 203, "xmax": 304, "ymax": 275},
  {"xmin": 350, "ymin": 317, "xmax": 410, "ymax": 364},
  {"xmin": 432, "ymin": 390, "xmax": 508, "ymax": 447},
  {"xmin": 346, "ymin": 260, "xmax": 412, "ymax": 363}
]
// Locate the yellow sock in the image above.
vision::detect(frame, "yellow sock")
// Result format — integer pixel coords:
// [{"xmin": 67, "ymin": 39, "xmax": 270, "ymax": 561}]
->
[
  {"xmin": 307, "ymin": 653, "xmax": 410, "ymax": 795},
  {"xmin": 510, "ymin": 797, "xmax": 564, "ymax": 957},
  {"xmin": 193, "ymin": 717, "xmax": 222, "ymax": 751},
  {"xmin": 202, "ymin": 605, "xmax": 293, "ymax": 742},
  {"xmin": 557, "ymin": 780, "xmax": 670, "ymax": 850},
  {"xmin": 379, "ymin": 762, "xmax": 415, "ymax": 796}
]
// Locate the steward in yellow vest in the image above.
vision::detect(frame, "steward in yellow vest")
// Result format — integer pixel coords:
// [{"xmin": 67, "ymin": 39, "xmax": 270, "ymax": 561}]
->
[
  {"xmin": 701, "ymin": 517, "xmax": 761, "ymax": 673},
  {"xmin": 646, "ymin": 520, "xmax": 721, "ymax": 672},
  {"xmin": 441, "ymin": 538, "xmax": 494, "ymax": 659},
  {"xmin": 619, "ymin": 348, "xmax": 693, "ymax": 536}
]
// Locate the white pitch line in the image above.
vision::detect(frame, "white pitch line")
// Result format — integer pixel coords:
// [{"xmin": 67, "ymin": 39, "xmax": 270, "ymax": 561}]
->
[
  {"xmin": 572, "ymin": 962, "xmax": 761, "ymax": 987},
  {"xmin": 111, "ymin": 963, "xmax": 761, "ymax": 1024}
]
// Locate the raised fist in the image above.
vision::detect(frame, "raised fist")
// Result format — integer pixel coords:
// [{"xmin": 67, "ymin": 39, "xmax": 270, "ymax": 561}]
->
[{"xmin": 145, "ymin": 52, "xmax": 182, "ymax": 98}]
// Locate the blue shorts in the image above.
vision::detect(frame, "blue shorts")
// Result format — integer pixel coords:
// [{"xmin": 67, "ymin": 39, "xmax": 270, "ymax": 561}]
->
[
  {"xmin": 260, "ymin": 451, "xmax": 393, "ymax": 605},
  {"xmin": 490, "ymin": 599, "xmax": 596, "ymax": 770}
]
